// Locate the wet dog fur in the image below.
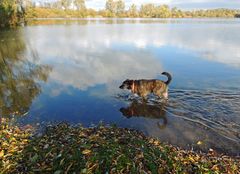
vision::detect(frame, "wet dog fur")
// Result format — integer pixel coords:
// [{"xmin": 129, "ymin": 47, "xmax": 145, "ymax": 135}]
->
[{"xmin": 119, "ymin": 72, "xmax": 172, "ymax": 100}]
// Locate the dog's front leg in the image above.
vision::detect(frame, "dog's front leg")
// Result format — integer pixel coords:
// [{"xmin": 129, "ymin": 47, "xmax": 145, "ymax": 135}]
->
[
  {"xmin": 163, "ymin": 92, "xmax": 168, "ymax": 100},
  {"xmin": 140, "ymin": 93, "xmax": 148, "ymax": 102}
]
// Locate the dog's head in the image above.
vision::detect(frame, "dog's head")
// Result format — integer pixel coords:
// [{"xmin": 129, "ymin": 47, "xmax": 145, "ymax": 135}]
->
[
  {"xmin": 119, "ymin": 107, "xmax": 134, "ymax": 118},
  {"xmin": 119, "ymin": 79, "xmax": 133, "ymax": 90}
]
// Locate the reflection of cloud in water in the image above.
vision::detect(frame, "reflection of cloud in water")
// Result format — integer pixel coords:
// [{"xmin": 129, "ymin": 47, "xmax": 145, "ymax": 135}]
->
[
  {"xmin": 26, "ymin": 21, "xmax": 240, "ymax": 69},
  {"xmin": 24, "ymin": 25, "xmax": 166, "ymax": 92},
  {"xmin": 24, "ymin": 20, "xmax": 240, "ymax": 94},
  {"xmin": 50, "ymin": 50, "xmax": 162, "ymax": 91},
  {"xmin": 117, "ymin": 24, "xmax": 240, "ymax": 67}
]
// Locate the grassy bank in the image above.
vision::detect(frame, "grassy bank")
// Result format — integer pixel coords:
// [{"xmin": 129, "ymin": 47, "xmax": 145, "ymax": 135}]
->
[{"xmin": 0, "ymin": 121, "xmax": 239, "ymax": 174}]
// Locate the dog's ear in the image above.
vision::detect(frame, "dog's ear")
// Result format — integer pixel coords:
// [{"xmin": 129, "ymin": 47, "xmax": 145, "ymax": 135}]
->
[{"xmin": 124, "ymin": 79, "xmax": 131, "ymax": 83}]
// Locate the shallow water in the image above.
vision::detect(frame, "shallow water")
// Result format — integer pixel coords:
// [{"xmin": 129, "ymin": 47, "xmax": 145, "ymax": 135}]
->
[{"xmin": 1, "ymin": 18, "xmax": 240, "ymax": 155}]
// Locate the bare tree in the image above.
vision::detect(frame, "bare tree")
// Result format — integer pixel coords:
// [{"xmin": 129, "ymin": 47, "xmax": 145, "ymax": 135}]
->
[
  {"xmin": 128, "ymin": 4, "xmax": 138, "ymax": 17},
  {"xmin": 116, "ymin": 0, "xmax": 125, "ymax": 16},
  {"xmin": 105, "ymin": 0, "xmax": 116, "ymax": 14},
  {"xmin": 74, "ymin": 0, "xmax": 86, "ymax": 11},
  {"xmin": 61, "ymin": 0, "xmax": 71, "ymax": 10}
]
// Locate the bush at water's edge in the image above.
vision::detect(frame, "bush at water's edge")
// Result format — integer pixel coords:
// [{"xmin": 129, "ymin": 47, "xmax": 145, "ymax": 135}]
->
[{"xmin": 0, "ymin": 0, "xmax": 25, "ymax": 28}]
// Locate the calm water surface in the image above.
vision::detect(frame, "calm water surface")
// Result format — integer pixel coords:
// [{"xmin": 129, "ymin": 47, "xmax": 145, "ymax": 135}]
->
[{"xmin": 1, "ymin": 18, "xmax": 240, "ymax": 155}]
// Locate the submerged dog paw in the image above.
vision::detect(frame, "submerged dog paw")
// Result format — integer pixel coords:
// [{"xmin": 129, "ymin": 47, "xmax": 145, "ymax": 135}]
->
[
  {"xmin": 116, "ymin": 93, "xmax": 167, "ymax": 105},
  {"xmin": 115, "ymin": 93, "xmax": 141, "ymax": 102},
  {"xmin": 147, "ymin": 97, "xmax": 166, "ymax": 105}
]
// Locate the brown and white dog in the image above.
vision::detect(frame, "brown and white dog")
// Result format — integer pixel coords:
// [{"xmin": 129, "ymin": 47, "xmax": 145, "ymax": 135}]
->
[{"xmin": 119, "ymin": 72, "xmax": 172, "ymax": 100}]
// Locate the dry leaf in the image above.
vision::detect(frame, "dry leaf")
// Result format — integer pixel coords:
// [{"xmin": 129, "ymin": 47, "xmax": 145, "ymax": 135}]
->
[
  {"xmin": 82, "ymin": 149, "xmax": 91, "ymax": 155},
  {"xmin": 0, "ymin": 150, "xmax": 4, "ymax": 158}
]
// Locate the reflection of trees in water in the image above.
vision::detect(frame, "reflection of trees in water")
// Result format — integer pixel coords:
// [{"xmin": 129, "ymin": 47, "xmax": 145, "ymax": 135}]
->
[
  {"xmin": 0, "ymin": 31, "xmax": 51, "ymax": 117},
  {"xmin": 28, "ymin": 19, "xmax": 89, "ymax": 26}
]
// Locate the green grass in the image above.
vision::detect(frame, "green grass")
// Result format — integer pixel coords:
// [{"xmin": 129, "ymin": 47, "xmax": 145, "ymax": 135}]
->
[{"xmin": 1, "ymin": 121, "xmax": 239, "ymax": 174}]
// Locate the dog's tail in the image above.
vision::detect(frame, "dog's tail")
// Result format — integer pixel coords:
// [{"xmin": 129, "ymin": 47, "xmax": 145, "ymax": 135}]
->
[{"xmin": 162, "ymin": 72, "xmax": 172, "ymax": 85}]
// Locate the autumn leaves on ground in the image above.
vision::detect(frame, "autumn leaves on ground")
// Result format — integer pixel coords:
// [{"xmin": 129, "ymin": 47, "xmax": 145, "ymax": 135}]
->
[{"xmin": 0, "ymin": 119, "xmax": 239, "ymax": 174}]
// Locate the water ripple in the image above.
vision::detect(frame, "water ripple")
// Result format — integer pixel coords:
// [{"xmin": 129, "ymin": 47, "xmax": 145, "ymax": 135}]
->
[{"xmin": 167, "ymin": 89, "xmax": 240, "ymax": 143}]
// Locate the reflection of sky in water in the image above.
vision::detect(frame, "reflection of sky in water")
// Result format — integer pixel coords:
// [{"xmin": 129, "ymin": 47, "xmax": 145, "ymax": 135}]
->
[
  {"xmin": 18, "ymin": 19, "xmax": 240, "ymax": 155},
  {"xmin": 24, "ymin": 19, "xmax": 240, "ymax": 90}
]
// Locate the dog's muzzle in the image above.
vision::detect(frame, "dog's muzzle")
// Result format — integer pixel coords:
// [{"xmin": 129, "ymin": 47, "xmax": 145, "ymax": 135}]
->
[{"xmin": 119, "ymin": 85, "xmax": 124, "ymax": 89}]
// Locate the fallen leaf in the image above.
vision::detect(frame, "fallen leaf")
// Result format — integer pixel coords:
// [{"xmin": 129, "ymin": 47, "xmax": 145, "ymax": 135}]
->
[
  {"xmin": 0, "ymin": 150, "xmax": 4, "ymax": 158},
  {"xmin": 82, "ymin": 149, "xmax": 91, "ymax": 155}
]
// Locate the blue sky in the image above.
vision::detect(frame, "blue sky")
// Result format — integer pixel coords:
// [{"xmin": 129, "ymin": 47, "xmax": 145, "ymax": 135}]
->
[{"xmin": 37, "ymin": 0, "xmax": 240, "ymax": 10}]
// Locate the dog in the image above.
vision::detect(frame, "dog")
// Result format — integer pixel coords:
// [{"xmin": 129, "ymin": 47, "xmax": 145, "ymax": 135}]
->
[
  {"xmin": 120, "ymin": 100, "xmax": 167, "ymax": 129},
  {"xmin": 119, "ymin": 72, "xmax": 172, "ymax": 100}
]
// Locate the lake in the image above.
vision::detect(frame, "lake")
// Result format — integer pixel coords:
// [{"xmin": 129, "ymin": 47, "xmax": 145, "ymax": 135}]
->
[{"xmin": 1, "ymin": 18, "xmax": 240, "ymax": 156}]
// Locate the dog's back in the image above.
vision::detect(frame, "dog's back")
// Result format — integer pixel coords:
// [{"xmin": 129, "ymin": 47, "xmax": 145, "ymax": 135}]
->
[
  {"xmin": 135, "ymin": 79, "xmax": 166, "ymax": 91},
  {"xmin": 119, "ymin": 72, "xmax": 172, "ymax": 99}
]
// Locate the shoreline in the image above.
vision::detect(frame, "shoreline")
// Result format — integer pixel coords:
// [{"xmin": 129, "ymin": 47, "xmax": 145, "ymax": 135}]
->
[
  {"xmin": 27, "ymin": 17, "xmax": 240, "ymax": 20},
  {"xmin": 1, "ymin": 120, "xmax": 239, "ymax": 173}
]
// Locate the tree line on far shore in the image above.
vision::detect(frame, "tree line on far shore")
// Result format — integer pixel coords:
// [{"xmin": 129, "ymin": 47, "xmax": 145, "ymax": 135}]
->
[{"xmin": 1, "ymin": 0, "xmax": 240, "ymax": 28}]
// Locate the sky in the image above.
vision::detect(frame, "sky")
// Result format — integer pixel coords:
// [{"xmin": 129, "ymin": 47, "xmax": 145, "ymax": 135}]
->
[{"xmin": 37, "ymin": 0, "xmax": 240, "ymax": 10}]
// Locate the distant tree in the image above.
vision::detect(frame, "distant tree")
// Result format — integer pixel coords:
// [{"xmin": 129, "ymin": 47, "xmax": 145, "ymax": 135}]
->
[
  {"xmin": 22, "ymin": 0, "xmax": 32, "ymax": 9},
  {"xmin": 171, "ymin": 7, "xmax": 182, "ymax": 18},
  {"xmin": 52, "ymin": 1, "xmax": 62, "ymax": 9},
  {"xmin": 116, "ymin": 0, "xmax": 125, "ymax": 16},
  {"xmin": 140, "ymin": 4, "xmax": 155, "ymax": 18},
  {"xmin": 11, "ymin": 0, "xmax": 240, "ymax": 19},
  {"xmin": 127, "ymin": 4, "xmax": 138, "ymax": 17},
  {"xmin": 74, "ymin": 0, "xmax": 86, "ymax": 11},
  {"xmin": 87, "ymin": 8, "xmax": 97, "ymax": 17},
  {"xmin": 43, "ymin": 2, "xmax": 51, "ymax": 8},
  {"xmin": 61, "ymin": 0, "xmax": 71, "ymax": 10},
  {"xmin": 105, "ymin": 0, "xmax": 116, "ymax": 14},
  {"xmin": 235, "ymin": 14, "xmax": 240, "ymax": 18},
  {"xmin": 155, "ymin": 5, "xmax": 171, "ymax": 18}
]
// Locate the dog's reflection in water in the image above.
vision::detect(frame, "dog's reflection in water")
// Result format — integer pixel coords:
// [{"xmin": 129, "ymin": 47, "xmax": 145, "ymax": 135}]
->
[{"xmin": 120, "ymin": 100, "xmax": 168, "ymax": 129}]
